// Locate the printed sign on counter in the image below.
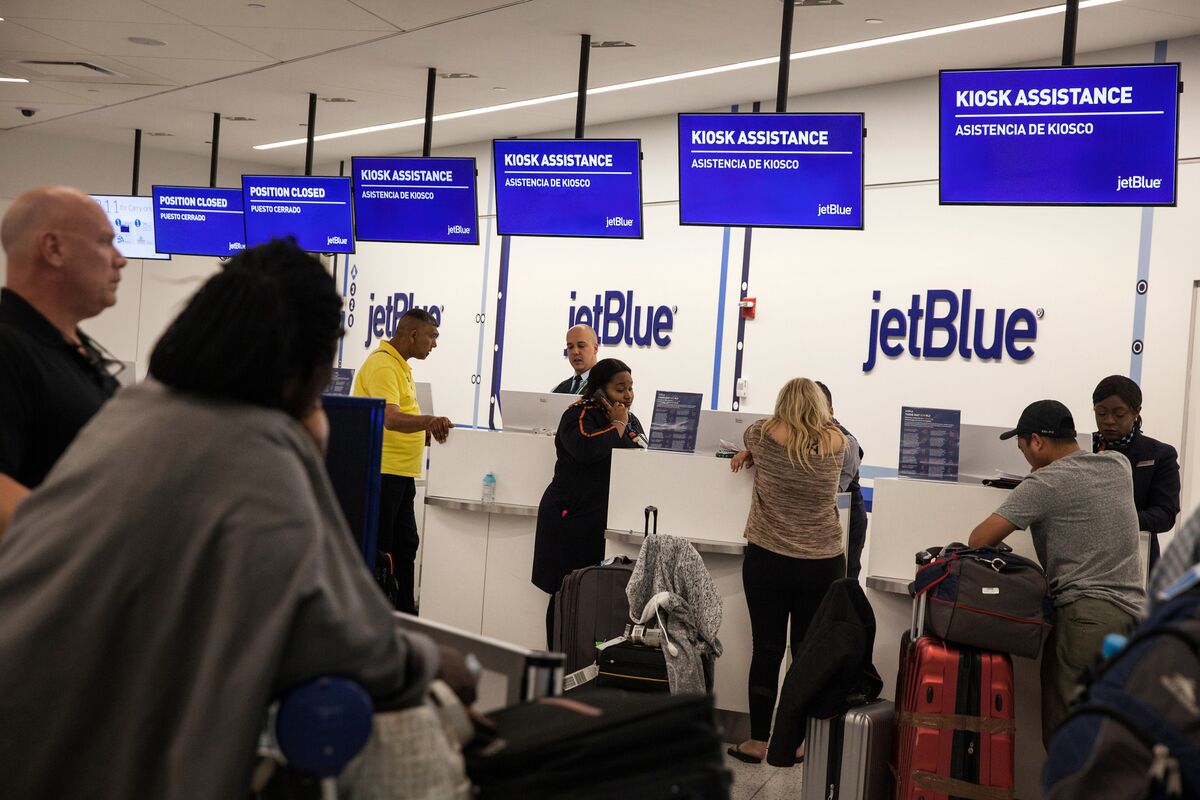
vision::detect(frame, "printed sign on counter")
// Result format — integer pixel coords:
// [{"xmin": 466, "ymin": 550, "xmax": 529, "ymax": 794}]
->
[
  {"xmin": 90, "ymin": 194, "xmax": 169, "ymax": 260},
  {"xmin": 678, "ymin": 113, "xmax": 865, "ymax": 229},
  {"xmin": 352, "ymin": 156, "xmax": 479, "ymax": 245},
  {"xmin": 492, "ymin": 139, "xmax": 643, "ymax": 238},
  {"xmin": 241, "ymin": 175, "xmax": 355, "ymax": 254},
  {"xmin": 152, "ymin": 186, "xmax": 245, "ymax": 257},
  {"xmin": 326, "ymin": 367, "xmax": 355, "ymax": 396},
  {"xmin": 898, "ymin": 406, "xmax": 961, "ymax": 482},
  {"xmin": 940, "ymin": 63, "xmax": 1180, "ymax": 205},
  {"xmin": 648, "ymin": 391, "xmax": 703, "ymax": 453}
]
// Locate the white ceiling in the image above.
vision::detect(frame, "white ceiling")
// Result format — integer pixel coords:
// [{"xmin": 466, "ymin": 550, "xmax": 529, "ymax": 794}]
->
[{"xmin": 1, "ymin": 0, "xmax": 1198, "ymax": 168}]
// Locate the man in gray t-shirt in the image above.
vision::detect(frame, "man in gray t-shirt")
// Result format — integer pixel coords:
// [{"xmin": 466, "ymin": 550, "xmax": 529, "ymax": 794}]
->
[{"xmin": 968, "ymin": 399, "xmax": 1145, "ymax": 746}]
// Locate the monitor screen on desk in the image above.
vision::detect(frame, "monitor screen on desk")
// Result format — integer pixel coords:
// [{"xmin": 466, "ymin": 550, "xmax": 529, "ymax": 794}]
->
[
  {"xmin": 499, "ymin": 390, "xmax": 578, "ymax": 433},
  {"xmin": 695, "ymin": 409, "xmax": 769, "ymax": 455},
  {"xmin": 957, "ymin": 423, "xmax": 1092, "ymax": 482}
]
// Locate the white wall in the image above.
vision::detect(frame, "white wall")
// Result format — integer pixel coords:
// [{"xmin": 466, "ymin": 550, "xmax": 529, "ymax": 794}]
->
[{"xmin": 7, "ymin": 35, "xmax": 1200, "ymax": 520}]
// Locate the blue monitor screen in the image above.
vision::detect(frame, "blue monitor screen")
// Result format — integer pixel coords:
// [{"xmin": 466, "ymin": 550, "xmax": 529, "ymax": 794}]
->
[
  {"xmin": 678, "ymin": 113, "xmax": 865, "ymax": 229},
  {"xmin": 493, "ymin": 139, "xmax": 642, "ymax": 238},
  {"xmin": 940, "ymin": 63, "xmax": 1180, "ymax": 205},
  {"xmin": 353, "ymin": 157, "xmax": 479, "ymax": 245},
  {"xmin": 241, "ymin": 175, "xmax": 355, "ymax": 253},
  {"xmin": 152, "ymin": 186, "xmax": 245, "ymax": 257}
]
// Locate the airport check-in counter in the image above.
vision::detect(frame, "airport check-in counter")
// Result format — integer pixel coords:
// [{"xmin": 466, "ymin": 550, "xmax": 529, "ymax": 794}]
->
[
  {"xmin": 420, "ymin": 426, "xmax": 848, "ymax": 727},
  {"xmin": 419, "ymin": 428, "xmax": 555, "ymax": 652}
]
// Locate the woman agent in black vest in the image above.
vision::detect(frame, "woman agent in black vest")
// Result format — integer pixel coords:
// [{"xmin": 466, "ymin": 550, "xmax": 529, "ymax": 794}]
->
[
  {"xmin": 1092, "ymin": 375, "xmax": 1180, "ymax": 575},
  {"xmin": 532, "ymin": 358, "xmax": 645, "ymax": 648}
]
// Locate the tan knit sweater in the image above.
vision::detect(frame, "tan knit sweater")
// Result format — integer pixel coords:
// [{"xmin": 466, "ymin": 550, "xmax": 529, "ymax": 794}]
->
[{"xmin": 741, "ymin": 419, "xmax": 846, "ymax": 559}]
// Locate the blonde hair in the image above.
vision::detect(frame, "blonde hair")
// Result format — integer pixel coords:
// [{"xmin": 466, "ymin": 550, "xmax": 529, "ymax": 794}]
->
[{"xmin": 761, "ymin": 378, "xmax": 844, "ymax": 470}]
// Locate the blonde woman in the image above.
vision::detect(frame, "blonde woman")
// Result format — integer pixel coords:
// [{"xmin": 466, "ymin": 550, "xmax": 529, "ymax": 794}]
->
[{"xmin": 726, "ymin": 378, "xmax": 847, "ymax": 764}]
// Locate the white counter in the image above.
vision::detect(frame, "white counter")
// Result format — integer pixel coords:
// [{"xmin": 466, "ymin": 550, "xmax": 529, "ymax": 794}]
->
[
  {"xmin": 418, "ymin": 429, "xmax": 554, "ymax": 652},
  {"xmin": 605, "ymin": 448, "xmax": 850, "ymax": 717}
]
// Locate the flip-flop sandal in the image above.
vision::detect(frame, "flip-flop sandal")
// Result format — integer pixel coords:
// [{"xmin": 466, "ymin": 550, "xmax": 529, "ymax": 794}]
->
[{"xmin": 726, "ymin": 744, "xmax": 763, "ymax": 764}]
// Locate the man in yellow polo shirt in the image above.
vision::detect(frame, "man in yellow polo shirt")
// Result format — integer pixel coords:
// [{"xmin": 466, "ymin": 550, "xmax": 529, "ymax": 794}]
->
[{"xmin": 353, "ymin": 308, "xmax": 452, "ymax": 613}]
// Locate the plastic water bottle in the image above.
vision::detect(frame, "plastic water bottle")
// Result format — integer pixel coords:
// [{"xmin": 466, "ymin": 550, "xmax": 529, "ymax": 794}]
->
[{"xmin": 482, "ymin": 472, "xmax": 497, "ymax": 504}]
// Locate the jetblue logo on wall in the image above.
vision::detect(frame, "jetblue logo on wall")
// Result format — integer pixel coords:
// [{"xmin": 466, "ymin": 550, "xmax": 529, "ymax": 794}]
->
[
  {"xmin": 863, "ymin": 289, "xmax": 1040, "ymax": 373},
  {"xmin": 360, "ymin": 291, "xmax": 444, "ymax": 349},
  {"xmin": 568, "ymin": 290, "xmax": 676, "ymax": 347}
]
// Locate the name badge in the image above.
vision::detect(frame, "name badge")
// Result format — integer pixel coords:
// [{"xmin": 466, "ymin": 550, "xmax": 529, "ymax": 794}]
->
[{"xmin": 1136, "ymin": 459, "xmax": 1155, "ymax": 468}]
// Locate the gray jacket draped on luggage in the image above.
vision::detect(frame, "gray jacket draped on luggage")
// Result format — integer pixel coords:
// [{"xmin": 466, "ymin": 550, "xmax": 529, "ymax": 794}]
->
[{"xmin": 627, "ymin": 534, "xmax": 723, "ymax": 694}]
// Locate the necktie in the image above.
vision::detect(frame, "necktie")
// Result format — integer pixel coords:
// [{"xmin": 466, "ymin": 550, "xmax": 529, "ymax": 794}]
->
[{"xmin": 570, "ymin": 375, "xmax": 582, "ymax": 394}]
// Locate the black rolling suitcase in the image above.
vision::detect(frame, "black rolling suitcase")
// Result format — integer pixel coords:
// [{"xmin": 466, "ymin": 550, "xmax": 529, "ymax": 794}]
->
[
  {"xmin": 465, "ymin": 687, "xmax": 730, "ymax": 800},
  {"xmin": 595, "ymin": 625, "xmax": 670, "ymax": 692},
  {"xmin": 552, "ymin": 556, "xmax": 635, "ymax": 674}
]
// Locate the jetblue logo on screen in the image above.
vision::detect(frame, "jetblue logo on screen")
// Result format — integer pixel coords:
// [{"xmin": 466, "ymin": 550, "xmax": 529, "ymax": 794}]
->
[
  {"xmin": 361, "ymin": 292, "xmax": 444, "ymax": 349},
  {"xmin": 863, "ymin": 289, "xmax": 1039, "ymax": 373},
  {"xmin": 568, "ymin": 290, "xmax": 675, "ymax": 347}
]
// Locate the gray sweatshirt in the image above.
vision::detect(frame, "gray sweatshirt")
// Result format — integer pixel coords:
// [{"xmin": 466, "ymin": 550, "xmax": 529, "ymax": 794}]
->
[{"xmin": 0, "ymin": 381, "xmax": 437, "ymax": 799}]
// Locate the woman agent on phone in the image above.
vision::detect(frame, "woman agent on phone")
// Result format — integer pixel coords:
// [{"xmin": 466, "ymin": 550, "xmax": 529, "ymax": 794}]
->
[
  {"xmin": 532, "ymin": 358, "xmax": 645, "ymax": 647},
  {"xmin": 726, "ymin": 377, "xmax": 847, "ymax": 764}
]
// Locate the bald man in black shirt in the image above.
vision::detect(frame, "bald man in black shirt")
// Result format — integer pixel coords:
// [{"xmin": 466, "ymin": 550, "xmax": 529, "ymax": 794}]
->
[{"xmin": 0, "ymin": 186, "xmax": 126, "ymax": 537}]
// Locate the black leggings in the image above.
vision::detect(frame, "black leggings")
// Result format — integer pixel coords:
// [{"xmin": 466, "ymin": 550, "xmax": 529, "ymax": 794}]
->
[{"xmin": 742, "ymin": 543, "xmax": 845, "ymax": 741}]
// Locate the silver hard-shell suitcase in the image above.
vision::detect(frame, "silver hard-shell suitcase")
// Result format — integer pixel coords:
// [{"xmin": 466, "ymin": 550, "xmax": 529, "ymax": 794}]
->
[{"xmin": 801, "ymin": 699, "xmax": 894, "ymax": 800}]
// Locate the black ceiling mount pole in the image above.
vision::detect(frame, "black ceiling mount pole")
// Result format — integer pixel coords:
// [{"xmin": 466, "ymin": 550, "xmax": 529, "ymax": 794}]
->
[
  {"xmin": 776, "ymin": 0, "xmax": 795, "ymax": 111},
  {"xmin": 423, "ymin": 67, "xmax": 437, "ymax": 157},
  {"xmin": 575, "ymin": 34, "xmax": 591, "ymax": 138},
  {"xmin": 304, "ymin": 92, "xmax": 317, "ymax": 176},
  {"xmin": 209, "ymin": 113, "xmax": 220, "ymax": 188},
  {"xmin": 1062, "ymin": 0, "xmax": 1080, "ymax": 66},
  {"xmin": 131, "ymin": 128, "xmax": 142, "ymax": 195}
]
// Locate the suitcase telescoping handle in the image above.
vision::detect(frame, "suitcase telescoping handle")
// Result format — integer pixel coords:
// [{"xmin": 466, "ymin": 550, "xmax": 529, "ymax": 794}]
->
[
  {"xmin": 644, "ymin": 505, "xmax": 658, "ymax": 536},
  {"xmin": 911, "ymin": 549, "xmax": 933, "ymax": 639}
]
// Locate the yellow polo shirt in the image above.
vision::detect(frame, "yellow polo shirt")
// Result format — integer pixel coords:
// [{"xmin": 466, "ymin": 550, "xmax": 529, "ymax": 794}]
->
[{"xmin": 352, "ymin": 341, "xmax": 423, "ymax": 477}]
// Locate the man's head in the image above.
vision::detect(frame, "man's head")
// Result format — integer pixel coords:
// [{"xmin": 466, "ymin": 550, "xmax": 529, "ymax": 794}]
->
[
  {"xmin": 565, "ymin": 324, "xmax": 598, "ymax": 376},
  {"xmin": 1, "ymin": 186, "xmax": 127, "ymax": 325},
  {"xmin": 391, "ymin": 308, "xmax": 439, "ymax": 360},
  {"xmin": 1000, "ymin": 399, "xmax": 1080, "ymax": 470},
  {"xmin": 815, "ymin": 380, "xmax": 834, "ymax": 415}
]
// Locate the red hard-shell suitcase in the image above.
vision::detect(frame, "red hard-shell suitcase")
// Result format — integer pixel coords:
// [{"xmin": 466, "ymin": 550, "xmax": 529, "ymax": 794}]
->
[{"xmin": 895, "ymin": 548, "xmax": 1016, "ymax": 800}]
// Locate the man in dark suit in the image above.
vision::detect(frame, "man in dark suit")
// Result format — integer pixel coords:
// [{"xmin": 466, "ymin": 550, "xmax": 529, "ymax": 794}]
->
[{"xmin": 551, "ymin": 324, "xmax": 598, "ymax": 394}]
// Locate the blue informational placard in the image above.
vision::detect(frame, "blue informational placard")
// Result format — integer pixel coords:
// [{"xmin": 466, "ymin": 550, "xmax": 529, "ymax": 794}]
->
[
  {"xmin": 648, "ymin": 391, "xmax": 704, "ymax": 453},
  {"xmin": 940, "ymin": 63, "xmax": 1180, "ymax": 205},
  {"xmin": 898, "ymin": 406, "xmax": 961, "ymax": 482},
  {"xmin": 678, "ymin": 113, "xmax": 865, "ymax": 229},
  {"xmin": 152, "ymin": 186, "xmax": 246, "ymax": 257},
  {"xmin": 492, "ymin": 139, "xmax": 643, "ymax": 238},
  {"xmin": 241, "ymin": 175, "xmax": 355, "ymax": 253},
  {"xmin": 352, "ymin": 157, "xmax": 479, "ymax": 245}
]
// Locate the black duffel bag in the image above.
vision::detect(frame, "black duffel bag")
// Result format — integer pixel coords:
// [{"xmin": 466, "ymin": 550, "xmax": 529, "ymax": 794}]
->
[{"xmin": 911, "ymin": 542, "xmax": 1053, "ymax": 659}]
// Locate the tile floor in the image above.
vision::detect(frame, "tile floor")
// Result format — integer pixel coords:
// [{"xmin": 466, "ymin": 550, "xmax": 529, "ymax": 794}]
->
[{"xmin": 726, "ymin": 752, "xmax": 806, "ymax": 799}]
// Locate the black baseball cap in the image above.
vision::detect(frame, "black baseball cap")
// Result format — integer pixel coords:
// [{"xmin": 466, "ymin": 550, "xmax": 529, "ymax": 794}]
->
[{"xmin": 999, "ymin": 400, "xmax": 1077, "ymax": 441}]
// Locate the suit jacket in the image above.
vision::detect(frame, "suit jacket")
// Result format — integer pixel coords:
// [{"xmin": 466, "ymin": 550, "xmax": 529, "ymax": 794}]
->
[
  {"xmin": 552, "ymin": 375, "xmax": 585, "ymax": 394},
  {"xmin": 1094, "ymin": 430, "xmax": 1180, "ymax": 534}
]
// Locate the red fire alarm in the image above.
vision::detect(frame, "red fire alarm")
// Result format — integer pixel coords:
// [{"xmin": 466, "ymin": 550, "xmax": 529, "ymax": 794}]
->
[{"xmin": 739, "ymin": 297, "xmax": 756, "ymax": 320}]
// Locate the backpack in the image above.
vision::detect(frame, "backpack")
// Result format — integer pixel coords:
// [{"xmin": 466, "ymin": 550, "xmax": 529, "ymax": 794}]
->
[{"xmin": 1043, "ymin": 581, "xmax": 1200, "ymax": 799}]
